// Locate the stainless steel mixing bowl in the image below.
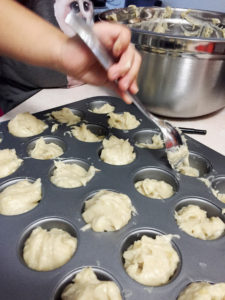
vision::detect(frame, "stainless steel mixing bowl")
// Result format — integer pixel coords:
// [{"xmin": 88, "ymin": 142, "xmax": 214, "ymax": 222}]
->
[{"xmin": 99, "ymin": 7, "xmax": 225, "ymax": 118}]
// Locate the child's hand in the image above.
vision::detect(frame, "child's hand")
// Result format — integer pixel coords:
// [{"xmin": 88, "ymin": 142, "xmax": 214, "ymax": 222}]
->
[{"xmin": 59, "ymin": 22, "xmax": 141, "ymax": 103}]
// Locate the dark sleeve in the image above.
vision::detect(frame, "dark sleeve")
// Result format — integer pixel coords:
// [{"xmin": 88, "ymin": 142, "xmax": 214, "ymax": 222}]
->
[{"xmin": 0, "ymin": 0, "xmax": 67, "ymax": 114}]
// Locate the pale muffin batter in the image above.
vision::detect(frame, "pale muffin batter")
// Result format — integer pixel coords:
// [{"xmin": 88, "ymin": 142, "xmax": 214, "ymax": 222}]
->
[
  {"xmin": 29, "ymin": 137, "xmax": 64, "ymax": 159},
  {"xmin": 50, "ymin": 161, "xmax": 98, "ymax": 188},
  {"xmin": 90, "ymin": 103, "xmax": 115, "ymax": 114},
  {"xmin": 101, "ymin": 135, "xmax": 136, "ymax": 165},
  {"xmin": 82, "ymin": 190, "xmax": 136, "ymax": 232},
  {"xmin": 199, "ymin": 177, "xmax": 211, "ymax": 187},
  {"xmin": 51, "ymin": 123, "xmax": 59, "ymax": 133},
  {"xmin": 8, "ymin": 112, "xmax": 48, "ymax": 137},
  {"xmin": 23, "ymin": 226, "xmax": 77, "ymax": 271},
  {"xmin": 199, "ymin": 179, "xmax": 225, "ymax": 204},
  {"xmin": 108, "ymin": 112, "xmax": 140, "ymax": 130},
  {"xmin": 61, "ymin": 267, "xmax": 122, "ymax": 300},
  {"xmin": 175, "ymin": 205, "xmax": 225, "ymax": 240},
  {"xmin": 167, "ymin": 143, "xmax": 199, "ymax": 177},
  {"xmin": 136, "ymin": 134, "xmax": 164, "ymax": 150},
  {"xmin": 51, "ymin": 107, "xmax": 81, "ymax": 126},
  {"xmin": 212, "ymin": 189, "xmax": 225, "ymax": 203},
  {"xmin": 135, "ymin": 178, "xmax": 174, "ymax": 199},
  {"xmin": 71, "ymin": 124, "xmax": 104, "ymax": 142},
  {"xmin": 177, "ymin": 282, "xmax": 225, "ymax": 300},
  {"xmin": 123, "ymin": 234, "xmax": 179, "ymax": 286},
  {"xmin": 0, "ymin": 149, "xmax": 23, "ymax": 178},
  {"xmin": 0, "ymin": 179, "xmax": 42, "ymax": 216}
]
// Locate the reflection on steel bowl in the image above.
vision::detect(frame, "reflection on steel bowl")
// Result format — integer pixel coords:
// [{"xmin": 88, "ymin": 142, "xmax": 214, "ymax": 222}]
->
[{"xmin": 100, "ymin": 7, "xmax": 225, "ymax": 118}]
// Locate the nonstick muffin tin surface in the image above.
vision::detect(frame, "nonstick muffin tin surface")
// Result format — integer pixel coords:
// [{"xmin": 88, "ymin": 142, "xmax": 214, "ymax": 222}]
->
[{"xmin": 0, "ymin": 96, "xmax": 225, "ymax": 300}]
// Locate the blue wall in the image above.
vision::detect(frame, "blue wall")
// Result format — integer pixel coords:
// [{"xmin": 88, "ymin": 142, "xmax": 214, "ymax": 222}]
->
[{"xmin": 106, "ymin": 0, "xmax": 125, "ymax": 9}]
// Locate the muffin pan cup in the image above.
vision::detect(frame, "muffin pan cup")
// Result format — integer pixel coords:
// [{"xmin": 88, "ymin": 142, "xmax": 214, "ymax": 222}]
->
[{"xmin": 0, "ymin": 96, "xmax": 225, "ymax": 300}]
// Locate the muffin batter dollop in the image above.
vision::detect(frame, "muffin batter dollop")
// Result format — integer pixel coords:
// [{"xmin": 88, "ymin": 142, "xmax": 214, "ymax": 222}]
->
[
  {"xmin": 0, "ymin": 179, "xmax": 41, "ymax": 215},
  {"xmin": 108, "ymin": 112, "xmax": 140, "ymax": 130},
  {"xmin": 101, "ymin": 135, "xmax": 136, "ymax": 165},
  {"xmin": 8, "ymin": 112, "xmax": 48, "ymax": 137},
  {"xmin": 23, "ymin": 226, "xmax": 77, "ymax": 271},
  {"xmin": 135, "ymin": 178, "xmax": 174, "ymax": 199},
  {"xmin": 71, "ymin": 124, "xmax": 104, "ymax": 142},
  {"xmin": 90, "ymin": 103, "xmax": 115, "ymax": 114},
  {"xmin": 212, "ymin": 189, "xmax": 225, "ymax": 203},
  {"xmin": 0, "ymin": 149, "xmax": 23, "ymax": 178},
  {"xmin": 175, "ymin": 204, "xmax": 225, "ymax": 240},
  {"xmin": 51, "ymin": 107, "xmax": 81, "ymax": 126},
  {"xmin": 82, "ymin": 190, "xmax": 136, "ymax": 232},
  {"xmin": 136, "ymin": 134, "xmax": 164, "ymax": 149},
  {"xmin": 29, "ymin": 137, "xmax": 64, "ymax": 159},
  {"xmin": 61, "ymin": 267, "xmax": 122, "ymax": 300},
  {"xmin": 177, "ymin": 282, "xmax": 225, "ymax": 300},
  {"xmin": 123, "ymin": 234, "xmax": 179, "ymax": 286},
  {"xmin": 167, "ymin": 143, "xmax": 199, "ymax": 177},
  {"xmin": 50, "ymin": 161, "xmax": 98, "ymax": 188}
]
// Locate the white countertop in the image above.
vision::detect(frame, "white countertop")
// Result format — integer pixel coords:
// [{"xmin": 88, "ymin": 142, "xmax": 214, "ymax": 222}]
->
[{"xmin": 1, "ymin": 84, "xmax": 225, "ymax": 156}]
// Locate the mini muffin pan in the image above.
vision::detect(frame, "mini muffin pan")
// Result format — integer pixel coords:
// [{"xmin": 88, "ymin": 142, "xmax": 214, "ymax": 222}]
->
[{"xmin": 0, "ymin": 96, "xmax": 225, "ymax": 300}]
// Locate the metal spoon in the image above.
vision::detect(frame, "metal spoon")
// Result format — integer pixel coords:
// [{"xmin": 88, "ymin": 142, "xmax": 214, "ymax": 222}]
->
[{"xmin": 65, "ymin": 10, "xmax": 183, "ymax": 150}]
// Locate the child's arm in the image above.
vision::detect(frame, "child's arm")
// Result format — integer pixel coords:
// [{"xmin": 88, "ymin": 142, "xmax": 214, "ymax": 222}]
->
[{"xmin": 0, "ymin": 0, "xmax": 141, "ymax": 103}]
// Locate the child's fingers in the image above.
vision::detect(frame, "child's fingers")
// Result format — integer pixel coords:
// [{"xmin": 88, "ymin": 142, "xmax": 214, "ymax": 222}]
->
[{"xmin": 117, "ymin": 49, "xmax": 142, "ymax": 92}]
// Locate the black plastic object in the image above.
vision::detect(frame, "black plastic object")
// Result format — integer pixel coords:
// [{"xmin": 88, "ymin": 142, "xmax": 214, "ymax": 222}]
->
[
  {"xmin": 92, "ymin": 0, "xmax": 106, "ymax": 7},
  {"xmin": 125, "ymin": 0, "xmax": 156, "ymax": 6},
  {"xmin": 179, "ymin": 127, "xmax": 207, "ymax": 135}
]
